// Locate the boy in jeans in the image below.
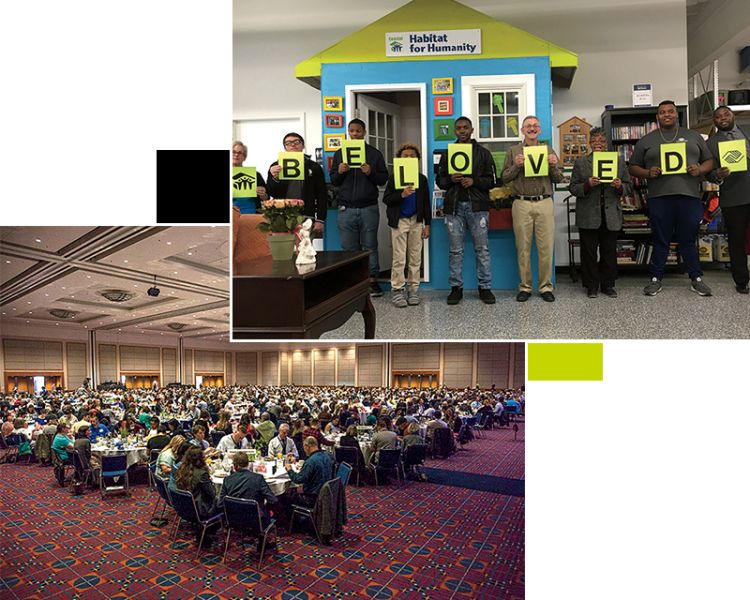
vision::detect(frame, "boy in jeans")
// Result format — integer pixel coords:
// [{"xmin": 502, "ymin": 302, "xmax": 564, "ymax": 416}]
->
[{"xmin": 382, "ymin": 144, "xmax": 431, "ymax": 307}]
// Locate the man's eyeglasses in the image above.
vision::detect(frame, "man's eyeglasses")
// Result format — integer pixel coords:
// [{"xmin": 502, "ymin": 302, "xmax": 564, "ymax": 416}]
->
[{"xmin": 283, "ymin": 139, "xmax": 303, "ymax": 148}]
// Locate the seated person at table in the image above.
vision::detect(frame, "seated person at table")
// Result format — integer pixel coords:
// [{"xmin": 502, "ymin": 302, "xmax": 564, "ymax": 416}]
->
[
  {"xmin": 51, "ymin": 423, "xmax": 74, "ymax": 484},
  {"xmin": 156, "ymin": 434, "xmax": 187, "ymax": 477},
  {"xmin": 285, "ymin": 436, "xmax": 334, "ymax": 508},
  {"xmin": 167, "ymin": 419, "xmax": 183, "ymax": 438},
  {"xmin": 88, "ymin": 414, "xmax": 109, "ymax": 443},
  {"xmin": 137, "ymin": 406, "xmax": 152, "ymax": 431},
  {"xmin": 369, "ymin": 419, "xmax": 397, "ymax": 464},
  {"xmin": 256, "ymin": 413, "xmax": 277, "ymax": 447},
  {"xmin": 191, "ymin": 424, "xmax": 220, "ymax": 458},
  {"xmin": 194, "ymin": 410, "xmax": 211, "ymax": 436},
  {"xmin": 217, "ymin": 452, "xmax": 278, "ymax": 522},
  {"xmin": 339, "ymin": 424, "xmax": 366, "ymax": 470},
  {"xmin": 291, "ymin": 419, "xmax": 306, "ymax": 458},
  {"xmin": 425, "ymin": 410, "xmax": 449, "ymax": 440},
  {"xmin": 147, "ymin": 424, "xmax": 171, "ymax": 452},
  {"xmin": 268, "ymin": 423, "xmax": 298, "ymax": 459},
  {"xmin": 303, "ymin": 419, "xmax": 335, "ymax": 448},
  {"xmin": 401, "ymin": 422, "xmax": 424, "ymax": 452},
  {"xmin": 214, "ymin": 410, "xmax": 233, "ymax": 435},
  {"xmin": 74, "ymin": 423, "xmax": 100, "ymax": 471},
  {"xmin": 174, "ymin": 447, "xmax": 221, "ymax": 542},
  {"xmin": 145, "ymin": 416, "xmax": 161, "ymax": 440},
  {"xmin": 324, "ymin": 417, "xmax": 342, "ymax": 435},
  {"xmin": 217, "ymin": 424, "xmax": 252, "ymax": 454}
]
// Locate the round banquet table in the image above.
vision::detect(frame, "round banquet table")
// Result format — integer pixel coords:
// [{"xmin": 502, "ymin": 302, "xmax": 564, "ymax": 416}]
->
[{"xmin": 91, "ymin": 445, "xmax": 148, "ymax": 468}]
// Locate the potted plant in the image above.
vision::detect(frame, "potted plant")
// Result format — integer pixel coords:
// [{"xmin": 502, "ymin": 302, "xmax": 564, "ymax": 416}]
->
[{"xmin": 257, "ymin": 199, "xmax": 306, "ymax": 260}]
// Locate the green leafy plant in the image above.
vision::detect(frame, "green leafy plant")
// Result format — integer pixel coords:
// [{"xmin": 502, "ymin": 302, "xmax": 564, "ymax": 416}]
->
[{"xmin": 257, "ymin": 199, "xmax": 306, "ymax": 234}]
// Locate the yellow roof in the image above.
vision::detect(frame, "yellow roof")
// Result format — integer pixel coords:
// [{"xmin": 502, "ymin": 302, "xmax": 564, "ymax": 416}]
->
[{"xmin": 296, "ymin": 0, "xmax": 577, "ymax": 89}]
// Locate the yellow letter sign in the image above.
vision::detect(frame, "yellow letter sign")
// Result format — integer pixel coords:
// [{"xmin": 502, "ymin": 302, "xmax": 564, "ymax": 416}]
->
[
  {"xmin": 232, "ymin": 167, "xmax": 257, "ymax": 198},
  {"xmin": 592, "ymin": 152, "xmax": 619, "ymax": 183},
  {"xmin": 393, "ymin": 158, "xmax": 419, "ymax": 189},
  {"xmin": 278, "ymin": 152, "xmax": 305, "ymax": 180},
  {"xmin": 660, "ymin": 142, "xmax": 687, "ymax": 175},
  {"xmin": 718, "ymin": 140, "xmax": 747, "ymax": 173},
  {"xmin": 523, "ymin": 145, "xmax": 548, "ymax": 177},
  {"xmin": 448, "ymin": 144, "xmax": 472, "ymax": 174}
]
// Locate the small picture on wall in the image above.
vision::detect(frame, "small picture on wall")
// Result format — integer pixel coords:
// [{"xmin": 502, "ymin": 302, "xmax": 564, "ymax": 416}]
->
[
  {"xmin": 325, "ymin": 114, "xmax": 344, "ymax": 128},
  {"xmin": 327, "ymin": 155, "xmax": 334, "ymax": 171},
  {"xmin": 569, "ymin": 124, "xmax": 582, "ymax": 133},
  {"xmin": 433, "ymin": 119, "xmax": 455, "ymax": 141},
  {"xmin": 324, "ymin": 134, "xmax": 345, "ymax": 151},
  {"xmin": 434, "ymin": 96, "xmax": 453, "ymax": 116},
  {"xmin": 323, "ymin": 96, "xmax": 343, "ymax": 111},
  {"xmin": 432, "ymin": 77, "xmax": 453, "ymax": 95},
  {"xmin": 577, "ymin": 134, "xmax": 588, "ymax": 143},
  {"xmin": 563, "ymin": 134, "xmax": 574, "ymax": 142}
]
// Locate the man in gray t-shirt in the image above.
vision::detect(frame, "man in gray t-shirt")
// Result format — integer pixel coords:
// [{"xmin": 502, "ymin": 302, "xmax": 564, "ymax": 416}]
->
[
  {"xmin": 705, "ymin": 106, "xmax": 750, "ymax": 294},
  {"xmin": 629, "ymin": 100, "xmax": 714, "ymax": 296}
]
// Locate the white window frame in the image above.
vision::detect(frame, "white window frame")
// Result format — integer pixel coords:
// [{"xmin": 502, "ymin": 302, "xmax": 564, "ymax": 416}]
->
[{"xmin": 461, "ymin": 74, "xmax": 536, "ymax": 143}]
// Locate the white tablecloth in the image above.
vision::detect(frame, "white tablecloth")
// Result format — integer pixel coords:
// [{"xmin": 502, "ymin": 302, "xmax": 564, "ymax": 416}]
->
[
  {"xmin": 211, "ymin": 462, "xmax": 296, "ymax": 496},
  {"xmin": 91, "ymin": 445, "xmax": 148, "ymax": 468}
]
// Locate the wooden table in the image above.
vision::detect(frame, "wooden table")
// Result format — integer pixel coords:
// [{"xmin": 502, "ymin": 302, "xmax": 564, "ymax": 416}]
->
[{"xmin": 233, "ymin": 251, "xmax": 375, "ymax": 339}]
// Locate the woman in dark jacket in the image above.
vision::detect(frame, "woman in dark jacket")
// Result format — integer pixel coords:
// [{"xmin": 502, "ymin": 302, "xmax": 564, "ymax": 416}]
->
[
  {"xmin": 382, "ymin": 143, "xmax": 431, "ymax": 308},
  {"xmin": 174, "ymin": 446, "xmax": 217, "ymax": 520},
  {"xmin": 569, "ymin": 126, "xmax": 631, "ymax": 298}
]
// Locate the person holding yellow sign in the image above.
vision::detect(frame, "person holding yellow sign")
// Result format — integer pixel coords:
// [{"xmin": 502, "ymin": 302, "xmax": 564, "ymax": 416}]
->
[
  {"xmin": 329, "ymin": 119, "xmax": 389, "ymax": 297},
  {"xmin": 436, "ymin": 116, "xmax": 497, "ymax": 305},
  {"xmin": 382, "ymin": 143, "xmax": 431, "ymax": 308},
  {"xmin": 232, "ymin": 140, "xmax": 268, "ymax": 213},
  {"xmin": 628, "ymin": 100, "xmax": 714, "ymax": 297},
  {"xmin": 266, "ymin": 132, "xmax": 328, "ymax": 236},
  {"xmin": 569, "ymin": 127, "xmax": 631, "ymax": 298},
  {"xmin": 706, "ymin": 106, "xmax": 750, "ymax": 294},
  {"xmin": 501, "ymin": 115, "xmax": 564, "ymax": 302}
]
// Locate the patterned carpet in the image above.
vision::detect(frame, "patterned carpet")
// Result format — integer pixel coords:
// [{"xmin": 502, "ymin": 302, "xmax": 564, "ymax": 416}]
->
[
  {"xmin": 0, "ymin": 431, "xmax": 524, "ymax": 600},
  {"xmin": 425, "ymin": 422, "xmax": 525, "ymax": 479}
]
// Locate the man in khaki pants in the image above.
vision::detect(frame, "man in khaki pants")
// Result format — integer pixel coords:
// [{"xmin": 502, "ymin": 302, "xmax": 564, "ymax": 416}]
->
[{"xmin": 502, "ymin": 115, "xmax": 564, "ymax": 302}]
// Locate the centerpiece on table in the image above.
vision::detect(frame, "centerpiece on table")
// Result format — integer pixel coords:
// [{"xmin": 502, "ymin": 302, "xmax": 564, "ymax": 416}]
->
[{"xmin": 257, "ymin": 199, "xmax": 306, "ymax": 261}]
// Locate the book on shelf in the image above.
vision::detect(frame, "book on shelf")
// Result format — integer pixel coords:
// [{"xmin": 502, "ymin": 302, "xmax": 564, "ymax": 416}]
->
[{"xmin": 611, "ymin": 121, "xmax": 658, "ymax": 141}]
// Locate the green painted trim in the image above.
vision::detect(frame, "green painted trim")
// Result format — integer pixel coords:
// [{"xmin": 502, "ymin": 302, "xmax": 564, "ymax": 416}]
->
[
  {"xmin": 295, "ymin": 0, "xmax": 577, "ymax": 80},
  {"xmin": 527, "ymin": 343, "xmax": 603, "ymax": 381}
]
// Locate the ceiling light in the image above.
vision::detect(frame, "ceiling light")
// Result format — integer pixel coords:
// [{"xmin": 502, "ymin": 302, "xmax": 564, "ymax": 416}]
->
[
  {"xmin": 35, "ymin": 238, "xmax": 42, "ymax": 243},
  {"xmin": 123, "ymin": 260, "xmax": 128, "ymax": 263},
  {"xmin": 101, "ymin": 289, "xmax": 135, "ymax": 302},
  {"xmin": 166, "ymin": 241, "xmax": 172, "ymax": 245},
  {"xmin": 147, "ymin": 275, "xmax": 160, "ymax": 297},
  {"xmin": 168, "ymin": 323, "xmax": 186, "ymax": 331},
  {"xmin": 50, "ymin": 309, "xmax": 78, "ymax": 319},
  {"xmin": 4, "ymin": 260, "xmax": 10, "ymax": 264}
]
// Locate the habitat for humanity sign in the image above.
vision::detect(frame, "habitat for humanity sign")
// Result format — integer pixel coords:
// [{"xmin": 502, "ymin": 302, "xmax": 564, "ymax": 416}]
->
[{"xmin": 385, "ymin": 29, "xmax": 481, "ymax": 57}]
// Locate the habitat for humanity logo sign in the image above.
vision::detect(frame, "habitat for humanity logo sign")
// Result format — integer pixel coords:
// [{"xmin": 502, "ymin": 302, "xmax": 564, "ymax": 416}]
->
[{"xmin": 385, "ymin": 29, "xmax": 481, "ymax": 57}]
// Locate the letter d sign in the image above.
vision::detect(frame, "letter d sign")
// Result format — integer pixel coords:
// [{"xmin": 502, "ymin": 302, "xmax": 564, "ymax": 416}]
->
[{"xmin": 660, "ymin": 142, "xmax": 687, "ymax": 175}]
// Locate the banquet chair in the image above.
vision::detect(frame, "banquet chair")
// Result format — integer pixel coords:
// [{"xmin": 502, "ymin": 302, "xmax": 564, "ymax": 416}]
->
[
  {"xmin": 430, "ymin": 428, "xmax": 453, "ymax": 459},
  {"xmin": 222, "ymin": 496, "xmax": 278, "ymax": 569},
  {"xmin": 151, "ymin": 474, "xmax": 175, "ymax": 528},
  {"xmin": 169, "ymin": 487, "xmax": 223, "ymax": 559},
  {"xmin": 367, "ymin": 448, "xmax": 402, "ymax": 487},
  {"xmin": 210, "ymin": 431, "xmax": 224, "ymax": 447},
  {"xmin": 400, "ymin": 444, "xmax": 427, "ymax": 481},
  {"xmin": 0, "ymin": 435, "xmax": 18, "ymax": 464},
  {"xmin": 35, "ymin": 432, "xmax": 54, "ymax": 466},
  {"xmin": 334, "ymin": 446, "xmax": 360, "ymax": 486},
  {"xmin": 147, "ymin": 449, "xmax": 160, "ymax": 491},
  {"xmin": 456, "ymin": 423, "xmax": 471, "ymax": 450},
  {"xmin": 336, "ymin": 462, "xmax": 352, "ymax": 488},
  {"xmin": 290, "ymin": 477, "xmax": 344, "ymax": 545},
  {"xmin": 50, "ymin": 449, "xmax": 73, "ymax": 487},
  {"xmin": 475, "ymin": 412, "xmax": 491, "ymax": 437},
  {"xmin": 99, "ymin": 454, "xmax": 130, "ymax": 499},
  {"xmin": 72, "ymin": 449, "xmax": 95, "ymax": 490}
]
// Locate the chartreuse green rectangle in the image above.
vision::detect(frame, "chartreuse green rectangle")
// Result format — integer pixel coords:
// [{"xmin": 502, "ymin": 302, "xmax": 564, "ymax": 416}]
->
[{"xmin": 527, "ymin": 343, "xmax": 603, "ymax": 380}]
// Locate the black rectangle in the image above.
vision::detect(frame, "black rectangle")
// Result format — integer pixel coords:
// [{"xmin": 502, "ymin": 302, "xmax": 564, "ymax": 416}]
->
[{"xmin": 156, "ymin": 149, "xmax": 229, "ymax": 223}]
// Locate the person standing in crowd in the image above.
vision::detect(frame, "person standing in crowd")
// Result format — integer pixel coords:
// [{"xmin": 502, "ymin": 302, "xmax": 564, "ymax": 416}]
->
[
  {"xmin": 329, "ymin": 118, "xmax": 389, "ymax": 297},
  {"xmin": 628, "ymin": 100, "xmax": 714, "ymax": 296},
  {"xmin": 437, "ymin": 116, "xmax": 496, "ymax": 305},
  {"xmin": 569, "ymin": 127, "xmax": 631, "ymax": 298},
  {"xmin": 382, "ymin": 143, "xmax": 431, "ymax": 308},
  {"xmin": 232, "ymin": 140, "xmax": 268, "ymax": 213},
  {"xmin": 706, "ymin": 106, "xmax": 750, "ymax": 294},
  {"xmin": 502, "ymin": 115, "xmax": 564, "ymax": 302},
  {"xmin": 267, "ymin": 132, "xmax": 328, "ymax": 238}
]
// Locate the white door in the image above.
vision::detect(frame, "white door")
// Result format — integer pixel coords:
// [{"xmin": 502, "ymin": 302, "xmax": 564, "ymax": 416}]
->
[{"xmin": 355, "ymin": 93, "xmax": 400, "ymax": 279}]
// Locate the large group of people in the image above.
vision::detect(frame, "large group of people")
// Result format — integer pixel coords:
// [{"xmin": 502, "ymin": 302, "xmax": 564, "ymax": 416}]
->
[{"xmin": 234, "ymin": 103, "xmax": 749, "ymax": 304}]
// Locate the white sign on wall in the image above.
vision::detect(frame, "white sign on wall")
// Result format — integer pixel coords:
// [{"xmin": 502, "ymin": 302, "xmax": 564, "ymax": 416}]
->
[
  {"xmin": 632, "ymin": 83, "xmax": 653, "ymax": 107},
  {"xmin": 386, "ymin": 29, "xmax": 481, "ymax": 57}
]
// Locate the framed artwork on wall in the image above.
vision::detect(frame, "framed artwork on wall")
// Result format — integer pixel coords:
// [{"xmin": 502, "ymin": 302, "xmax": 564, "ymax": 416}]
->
[
  {"xmin": 433, "ymin": 119, "xmax": 455, "ymax": 141},
  {"xmin": 323, "ymin": 96, "xmax": 343, "ymax": 111},
  {"xmin": 434, "ymin": 97, "xmax": 453, "ymax": 116},
  {"xmin": 325, "ymin": 114, "xmax": 344, "ymax": 128},
  {"xmin": 432, "ymin": 77, "xmax": 453, "ymax": 95},
  {"xmin": 324, "ymin": 134, "xmax": 345, "ymax": 151}
]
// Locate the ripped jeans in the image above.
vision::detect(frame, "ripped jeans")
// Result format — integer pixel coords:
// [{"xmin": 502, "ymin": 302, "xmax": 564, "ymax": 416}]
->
[{"xmin": 445, "ymin": 202, "xmax": 491, "ymax": 289}]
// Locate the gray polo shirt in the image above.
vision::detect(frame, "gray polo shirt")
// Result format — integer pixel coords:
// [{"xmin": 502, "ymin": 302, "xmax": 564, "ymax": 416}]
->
[
  {"xmin": 706, "ymin": 125, "xmax": 750, "ymax": 208},
  {"xmin": 629, "ymin": 127, "xmax": 712, "ymax": 199}
]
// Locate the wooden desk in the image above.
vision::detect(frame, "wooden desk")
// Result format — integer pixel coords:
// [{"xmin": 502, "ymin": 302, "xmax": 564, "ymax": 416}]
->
[{"xmin": 233, "ymin": 251, "xmax": 375, "ymax": 339}]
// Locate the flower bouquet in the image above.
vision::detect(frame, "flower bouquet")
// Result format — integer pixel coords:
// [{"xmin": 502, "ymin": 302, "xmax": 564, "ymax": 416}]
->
[{"xmin": 257, "ymin": 199, "xmax": 306, "ymax": 260}]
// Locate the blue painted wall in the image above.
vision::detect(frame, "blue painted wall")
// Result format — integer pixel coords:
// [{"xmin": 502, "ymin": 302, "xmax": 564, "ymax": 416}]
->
[{"xmin": 320, "ymin": 57, "xmax": 553, "ymax": 290}]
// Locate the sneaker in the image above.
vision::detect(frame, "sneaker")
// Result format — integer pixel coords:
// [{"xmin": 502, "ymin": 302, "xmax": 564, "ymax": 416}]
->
[
  {"xmin": 369, "ymin": 281, "xmax": 383, "ymax": 297},
  {"xmin": 407, "ymin": 290, "xmax": 420, "ymax": 305},
  {"xmin": 540, "ymin": 291, "xmax": 555, "ymax": 302},
  {"xmin": 736, "ymin": 284, "xmax": 749, "ymax": 294},
  {"xmin": 587, "ymin": 288, "xmax": 598, "ymax": 298},
  {"xmin": 690, "ymin": 277, "xmax": 712, "ymax": 297},
  {"xmin": 516, "ymin": 291, "xmax": 531, "ymax": 302},
  {"xmin": 391, "ymin": 289, "xmax": 407, "ymax": 308},
  {"xmin": 643, "ymin": 278, "xmax": 662, "ymax": 296},
  {"xmin": 601, "ymin": 288, "xmax": 618, "ymax": 298},
  {"xmin": 478, "ymin": 288, "xmax": 496, "ymax": 304},
  {"xmin": 447, "ymin": 286, "xmax": 463, "ymax": 305}
]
